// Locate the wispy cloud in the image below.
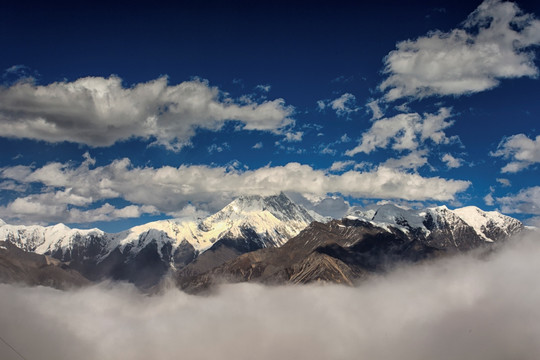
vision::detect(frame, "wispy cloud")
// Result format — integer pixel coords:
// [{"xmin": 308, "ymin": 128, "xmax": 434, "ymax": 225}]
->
[{"xmin": 317, "ymin": 93, "xmax": 360, "ymax": 118}]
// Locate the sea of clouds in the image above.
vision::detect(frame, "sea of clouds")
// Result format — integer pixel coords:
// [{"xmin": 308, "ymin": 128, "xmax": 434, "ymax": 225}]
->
[{"xmin": 1, "ymin": 231, "xmax": 540, "ymax": 360}]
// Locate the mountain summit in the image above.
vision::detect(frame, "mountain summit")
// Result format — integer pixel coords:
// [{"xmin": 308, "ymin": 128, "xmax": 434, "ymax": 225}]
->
[
  {"xmin": 0, "ymin": 197, "xmax": 526, "ymax": 291},
  {"xmin": 177, "ymin": 203, "xmax": 525, "ymax": 292},
  {"xmin": 0, "ymin": 193, "xmax": 323, "ymax": 287}
]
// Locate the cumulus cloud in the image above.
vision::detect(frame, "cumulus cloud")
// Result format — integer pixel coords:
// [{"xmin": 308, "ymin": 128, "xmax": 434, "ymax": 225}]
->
[
  {"xmin": 255, "ymin": 84, "xmax": 271, "ymax": 92},
  {"xmin": 366, "ymin": 99, "xmax": 384, "ymax": 120},
  {"xmin": 207, "ymin": 142, "xmax": 230, "ymax": 154},
  {"xmin": 317, "ymin": 93, "xmax": 360, "ymax": 118},
  {"xmin": 1, "ymin": 232, "xmax": 540, "ymax": 360},
  {"xmin": 329, "ymin": 160, "xmax": 356, "ymax": 172},
  {"xmin": 495, "ymin": 186, "xmax": 540, "ymax": 215},
  {"xmin": 382, "ymin": 150, "xmax": 429, "ymax": 171},
  {"xmin": 380, "ymin": 0, "xmax": 540, "ymax": 101},
  {"xmin": 484, "ymin": 188, "xmax": 495, "ymax": 206},
  {"xmin": 0, "ymin": 156, "xmax": 470, "ymax": 224},
  {"xmin": 0, "ymin": 189, "xmax": 158, "ymax": 224},
  {"xmin": 491, "ymin": 133, "xmax": 540, "ymax": 172},
  {"xmin": 252, "ymin": 142, "xmax": 263, "ymax": 149},
  {"xmin": 0, "ymin": 76, "xmax": 294, "ymax": 151},
  {"xmin": 497, "ymin": 178, "xmax": 511, "ymax": 187},
  {"xmin": 283, "ymin": 131, "xmax": 304, "ymax": 142},
  {"xmin": 442, "ymin": 153, "xmax": 463, "ymax": 168},
  {"xmin": 345, "ymin": 107, "xmax": 456, "ymax": 156}
]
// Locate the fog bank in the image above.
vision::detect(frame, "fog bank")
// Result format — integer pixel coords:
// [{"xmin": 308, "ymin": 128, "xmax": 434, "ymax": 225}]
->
[{"xmin": 1, "ymin": 232, "xmax": 540, "ymax": 360}]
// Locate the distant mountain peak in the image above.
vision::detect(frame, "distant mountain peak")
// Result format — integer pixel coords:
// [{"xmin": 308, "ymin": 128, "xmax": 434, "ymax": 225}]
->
[{"xmin": 346, "ymin": 202, "xmax": 522, "ymax": 243}]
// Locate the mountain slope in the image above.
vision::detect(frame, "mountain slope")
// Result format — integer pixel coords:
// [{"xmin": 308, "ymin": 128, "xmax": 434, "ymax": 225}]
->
[
  {"xmin": 178, "ymin": 204, "xmax": 524, "ymax": 292},
  {"xmin": 0, "ymin": 241, "xmax": 90, "ymax": 289},
  {"xmin": 0, "ymin": 193, "xmax": 323, "ymax": 288}
]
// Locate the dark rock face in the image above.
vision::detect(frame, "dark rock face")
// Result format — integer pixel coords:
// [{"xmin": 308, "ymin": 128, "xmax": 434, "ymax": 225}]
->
[
  {"xmin": 0, "ymin": 241, "xmax": 90, "ymax": 289},
  {"xmin": 0, "ymin": 198, "xmax": 526, "ymax": 292},
  {"xmin": 176, "ymin": 216, "xmax": 521, "ymax": 293}
]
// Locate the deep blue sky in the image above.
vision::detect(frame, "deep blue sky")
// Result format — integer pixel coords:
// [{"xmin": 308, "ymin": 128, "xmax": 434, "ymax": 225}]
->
[{"xmin": 1, "ymin": 0, "xmax": 539, "ymax": 232}]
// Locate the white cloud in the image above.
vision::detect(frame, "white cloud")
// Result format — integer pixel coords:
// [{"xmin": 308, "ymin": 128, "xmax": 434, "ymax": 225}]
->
[
  {"xmin": 0, "ymin": 180, "xmax": 27, "ymax": 192},
  {"xmin": 0, "ymin": 156, "xmax": 470, "ymax": 224},
  {"xmin": 0, "ymin": 194, "xmax": 158, "ymax": 225},
  {"xmin": 0, "ymin": 76, "xmax": 294, "ymax": 151},
  {"xmin": 207, "ymin": 142, "xmax": 230, "ymax": 154},
  {"xmin": 497, "ymin": 178, "xmax": 511, "ymax": 187},
  {"xmin": 2, "ymin": 232, "xmax": 540, "ymax": 360},
  {"xmin": 345, "ymin": 107, "xmax": 456, "ymax": 156},
  {"xmin": 286, "ymin": 192, "xmax": 351, "ymax": 219},
  {"xmin": 339, "ymin": 133, "xmax": 351, "ymax": 143},
  {"xmin": 366, "ymin": 99, "xmax": 384, "ymax": 120},
  {"xmin": 484, "ymin": 186, "xmax": 496, "ymax": 206},
  {"xmin": 255, "ymin": 84, "xmax": 271, "ymax": 92},
  {"xmin": 252, "ymin": 142, "xmax": 263, "ymax": 149},
  {"xmin": 319, "ymin": 145, "xmax": 337, "ymax": 156},
  {"xmin": 442, "ymin": 153, "xmax": 463, "ymax": 169},
  {"xmin": 526, "ymin": 216, "xmax": 540, "ymax": 227},
  {"xmin": 382, "ymin": 150, "xmax": 429, "ymax": 171},
  {"xmin": 329, "ymin": 93, "xmax": 360, "ymax": 117},
  {"xmin": 329, "ymin": 160, "xmax": 356, "ymax": 172},
  {"xmin": 283, "ymin": 131, "xmax": 304, "ymax": 142},
  {"xmin": 491, "ymin": 133, "xmax": 540, "ymax": 173},
  {"xmin": 318, "ymin": 93, "xmax": 360, "ymax": 118},
  {"xmin": 495, "ymin": 186, "xmax": 540, "ymax": 215},
  {"xmin": 380, "ymin": 0, "xmax": 540, "ymax": 101}
]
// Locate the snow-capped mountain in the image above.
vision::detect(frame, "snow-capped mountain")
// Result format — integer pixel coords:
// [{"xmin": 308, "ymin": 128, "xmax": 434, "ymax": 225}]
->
[
  {"xmin": 0, "ymin": 196, "xmax": 525, "ymax": 290},
  {"xmin": 0, "ymin": 222, "xmax": 106, "ymax": 257},
  {"xmin": 180, "ymin": 203, "xmax": 525, "ymax": 292},
  {"xmin": 347, "ymin": 203, "xmax": 523, "ymax": 247},
  {"xmin": 0, "ymin": 193, "xmax": 324, "ymax": 287},
  {"xmin": 114, "ymin": 192, "xmax": 325, "ymax": 253}
]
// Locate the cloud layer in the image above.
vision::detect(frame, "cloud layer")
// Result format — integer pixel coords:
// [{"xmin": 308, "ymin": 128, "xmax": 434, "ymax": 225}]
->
[
  {"xmin": 0, "ymin": 76, "xmax": 294, "ymax": 150},
  {"xmin": 380, "ymin": 0, "xmax": 540, "ymax": 101},
  {"xmin": 0, "ymin": 155, "xmax": 470, "ymax": 224},
  {"xmin": 1, "ymin": 231, "xmax": 539, "ymax": 360}
]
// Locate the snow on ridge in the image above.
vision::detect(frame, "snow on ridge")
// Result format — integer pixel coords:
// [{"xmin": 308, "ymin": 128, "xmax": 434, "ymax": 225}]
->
[
  {"xmin": 108, "ymin": 193, "xmax": 323, "ymax": 253},
  {"xmin": 0, "ymin": 222, "xmax": 105, "ymax": 254},
  {"xmin": 0, "ymin": 193, "xmax": 322, "ymax": 257},
  {"xmin": 453, "ymin": 205, "xmax": 522, "ymax": 241},
  {"xmin": 344, "ymin": 203, "xmax": 522, "ymax": 242}
]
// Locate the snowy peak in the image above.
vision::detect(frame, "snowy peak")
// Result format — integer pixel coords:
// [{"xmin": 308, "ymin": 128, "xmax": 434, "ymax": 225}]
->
[
  {"xmin": 106, "ymin": 193, "xmax": 324, "ymax": 255},
  {"xmin": 453, "ymin": 206, "xmax": 523, "ymax": 241},
  {"xmin": 346, "ymin": 203, "xmax": 523, "ymax": 242},
  {"xmin": 372, "ymin": 204, "xmax": 427, "ymax": 230},
  {"xmin": 195, "ymin": 193, "xmax": 324, "ymax": 248},
  {"xmin": 207, "ymin": 193, "xmax": 321, "ymax": 223},
  {"xmin": 0, "ymin": 222, "xmax": 105, "ymax": 254}
]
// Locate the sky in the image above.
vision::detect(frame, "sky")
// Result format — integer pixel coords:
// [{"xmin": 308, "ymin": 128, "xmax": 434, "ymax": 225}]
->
[{"xmin": 0, "ymin": 0, "xmax": 539, "ymax": 232}]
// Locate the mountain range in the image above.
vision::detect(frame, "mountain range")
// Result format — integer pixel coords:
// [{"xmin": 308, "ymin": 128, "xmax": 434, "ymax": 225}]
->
[{"xmin": 0, "ymin": 193, "xmax": 525, "ymax": 291}]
